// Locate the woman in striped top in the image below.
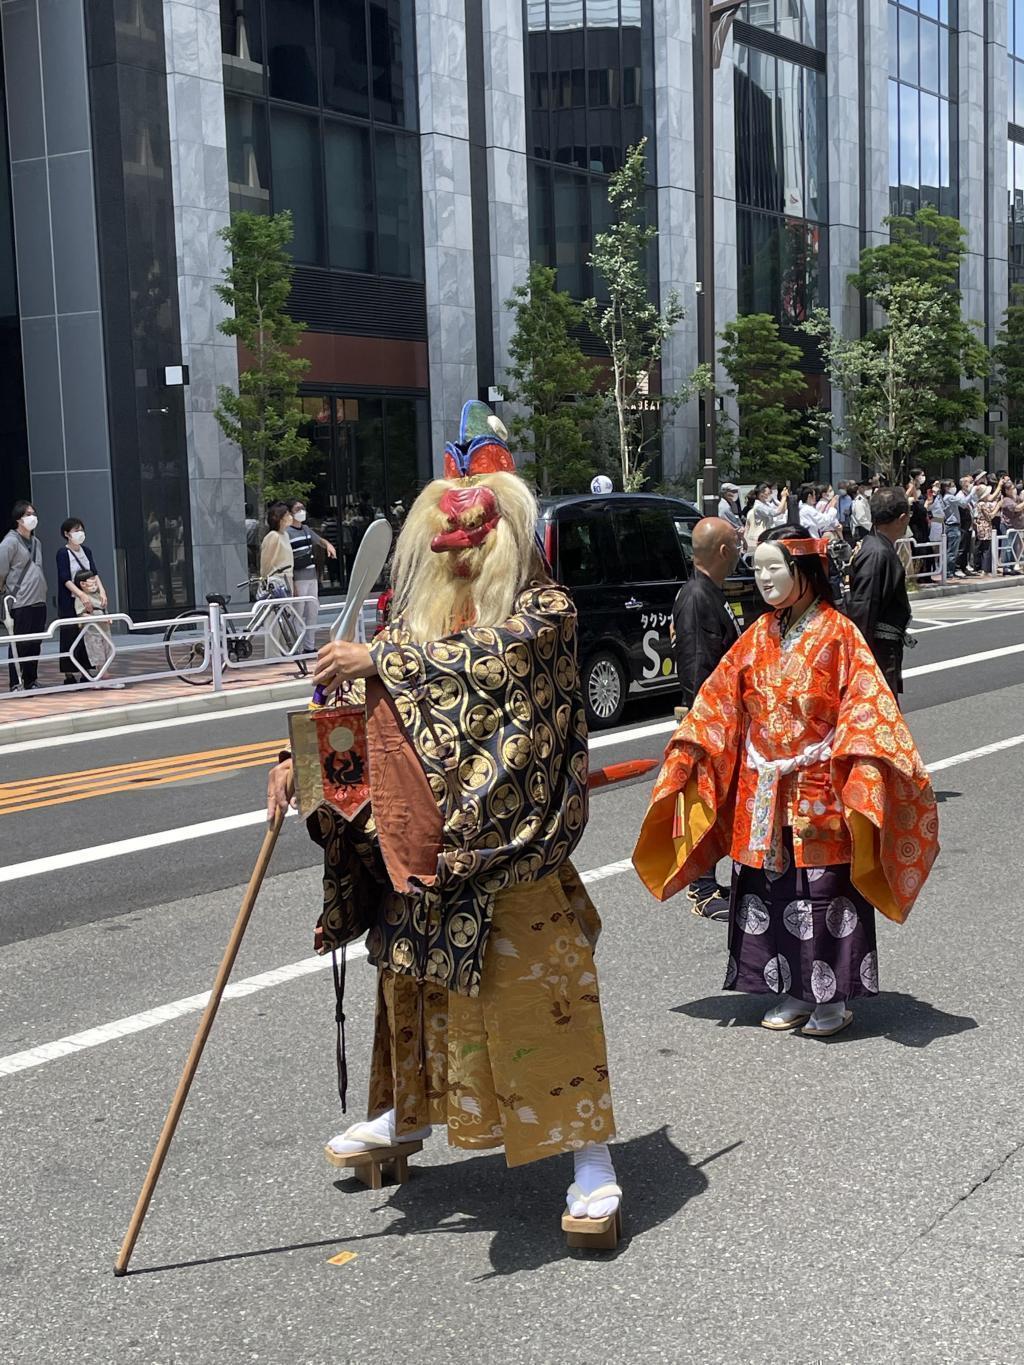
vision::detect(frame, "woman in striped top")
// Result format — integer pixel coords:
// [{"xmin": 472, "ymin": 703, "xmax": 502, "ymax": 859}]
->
[{"xmin": 286, "ymin": 498, "xmax": 337, "ymax": 665}]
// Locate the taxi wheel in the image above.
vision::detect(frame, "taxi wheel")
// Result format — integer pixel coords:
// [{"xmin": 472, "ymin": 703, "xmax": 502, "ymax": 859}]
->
[{"xmin": 583, "ymin": 650, "xmax": 627, "ymax": 729}]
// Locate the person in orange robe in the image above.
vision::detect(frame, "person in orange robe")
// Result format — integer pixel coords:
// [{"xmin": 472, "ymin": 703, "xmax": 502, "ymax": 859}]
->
[{"xmin": 633, "ymin": 526, "xmax": 939, "ymax": 1038}]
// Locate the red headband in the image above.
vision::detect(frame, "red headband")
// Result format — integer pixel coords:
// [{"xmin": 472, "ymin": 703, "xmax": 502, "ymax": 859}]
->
[{"xmin": 778, "ymin": 536, "xmax": 829, "ymax": 560}]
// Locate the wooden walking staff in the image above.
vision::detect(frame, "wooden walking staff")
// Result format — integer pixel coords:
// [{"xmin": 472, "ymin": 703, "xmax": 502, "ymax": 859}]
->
[{"xmin": 113, "ymin": 811, "xmax": 284, "ymax": 1276}]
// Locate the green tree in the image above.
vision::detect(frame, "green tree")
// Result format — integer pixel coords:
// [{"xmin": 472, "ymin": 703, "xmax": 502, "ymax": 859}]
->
[
  {"xmin": 849, "ymin": 207, "xmax": 988, "ymax": 472},
  {"xmin": 716, "ymin": 313, "xmax": 818, "ymax": 486},
  {"xmin": 991, "ymin": 285, "xmax": 1024, "ymax": 475},
  {"xmin": 501, "ymin": 263, "xmax": 603, "ymax": 494},
  {"xmin": 215, "ymin": 211, "xmax": 312, "ymax": 522},
  {"xmin": 584, "ymin": 139, "xmax": 691, "ymax": 490},
  {"xmin": 802, "ymin": 278, "xmax": 949, "ymax": 484}
]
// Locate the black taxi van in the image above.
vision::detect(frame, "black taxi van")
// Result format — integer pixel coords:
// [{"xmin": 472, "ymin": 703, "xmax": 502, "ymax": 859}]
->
[{"xmin": 538, "ymin": 492, "xmax": 762, "ymax": 729}]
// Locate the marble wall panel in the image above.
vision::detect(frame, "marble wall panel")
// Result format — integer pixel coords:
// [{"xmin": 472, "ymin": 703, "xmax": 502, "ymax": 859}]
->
[
  {"xmin": 653, "ymin": 0, "xmax": 699, "ymax": 483},
  {"xmin": 164, "ymin": 0, "xmax": 243, "ymax": 600},
  {"xmin": 483, "ymin": 0, "xmax": 528, "ymax": 403},
  {"xmin": 419, "ymin": 3, "xmax": 477, "ymax": 459}
]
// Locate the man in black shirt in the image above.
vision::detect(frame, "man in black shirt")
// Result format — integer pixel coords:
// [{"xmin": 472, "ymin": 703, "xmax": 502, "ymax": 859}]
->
[
  {"xmin": 848, "ymin": 486, "xmax": 913, "ymax": 702},
  {"xmin": 671, "ymin": 516, "xmax": 741, "ymax": 918}
]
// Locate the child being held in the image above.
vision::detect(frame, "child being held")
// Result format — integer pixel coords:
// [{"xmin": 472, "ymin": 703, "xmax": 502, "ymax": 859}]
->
[{"xmin": 73, "ymin": 569, "xmax": 114, "ymax": 676}]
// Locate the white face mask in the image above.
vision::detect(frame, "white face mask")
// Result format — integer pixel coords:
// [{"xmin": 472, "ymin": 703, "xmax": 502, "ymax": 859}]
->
[
  {"xmin": 69, "ymin": 529, "xmax": 86, "ymax": 545},
  {"xmin": 20, "ymin": 514, "xmax": 38, "ymax": 532},
  {"xmin": 753, "ymin": 543, "xmax": 798, "ymax": 607},
  {"xmin": 292, "ymin": 509, "xmax": 306, "ymax": 524}
]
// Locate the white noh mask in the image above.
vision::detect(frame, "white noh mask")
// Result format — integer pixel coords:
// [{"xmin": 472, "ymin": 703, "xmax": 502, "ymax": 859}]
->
[{"xmin": 753, "ymin": 542, "xmax": 798, "ymax": 607}]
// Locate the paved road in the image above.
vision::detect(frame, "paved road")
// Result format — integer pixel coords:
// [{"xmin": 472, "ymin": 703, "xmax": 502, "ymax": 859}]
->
[{"xmin": 1, "ymin": 588, "xmax": 1023, "ymax": 1362}]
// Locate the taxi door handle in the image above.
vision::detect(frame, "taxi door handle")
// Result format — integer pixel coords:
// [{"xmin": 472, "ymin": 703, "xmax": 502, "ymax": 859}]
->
[{"xmin": 624, "ymin": 597, "xmax": 643, "ymax": 610}]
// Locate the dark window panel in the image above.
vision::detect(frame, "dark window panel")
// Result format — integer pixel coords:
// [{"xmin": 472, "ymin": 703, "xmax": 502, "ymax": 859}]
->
[
  {"xmin": 321, "ymin": 0, "xmax": 370, "ymax": 119},
  {"xmin": 225, "ymin": 95, "xmax": 270, "ymax": 214},
  {"xmin": 325, "ymin": 119, "xmax": 374, "ymax": 272},
  {"xmin": 220, "ymin": 0, "xmax": 264, "ymax": 63},
  {"xmin": 375, "ymin": 129, "xmax": 423, "ymax": 279},
  {"xmin": 737, "ymin": 208, "xmax": 780, "ymax": 316},
  {"xmin": 529, "ymin": 160, "xmax": 555, "ymax": 267},
  {"xmin": 552, "ymin": 167, "xmax": 589, "ymax": 298},
  {"xmin": 342, "ymin": 395, "xmax": 386, "ymax": 514},
  {"xmin": 270, "ymin": 108, "xmax": 325, "ymax": 264},
  {"xmin": 383, "ymin": 396, "xmax": 420, "ymax": 513},
  {"xmin": 370, "ymin": 0, "xmax": 416, "ymax": 127},
  {"xmin": 267, "ymin": 0, "xmax": 318, "ymax": 105}
]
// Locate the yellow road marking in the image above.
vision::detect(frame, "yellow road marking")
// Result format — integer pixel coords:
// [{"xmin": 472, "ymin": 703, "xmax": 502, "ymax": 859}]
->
[
  {"xmin": 0, "ymin": 740, "xmax": 279, "ymax": 795},
  {"xmin": 0, "ymin": 741, "xmax": 283, "ymax": 816}
]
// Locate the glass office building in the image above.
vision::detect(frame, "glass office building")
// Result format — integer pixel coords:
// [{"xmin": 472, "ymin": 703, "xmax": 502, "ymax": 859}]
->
[{"xmin": 0, "ymin": 0, "xmax": 1018, "ymax": 614}]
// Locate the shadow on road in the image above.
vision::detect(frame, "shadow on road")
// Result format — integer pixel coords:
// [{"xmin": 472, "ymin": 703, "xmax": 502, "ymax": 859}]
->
[
  {"xmin": 125, "ymin": 1128, "xmax": 734, "ymax": 1280},
  {"xmin": 334, "ymin": 1125, "xmax": 734, "ymax": 1279},
  {"xmin": 673, "ymin": 991, "xmax": 978, "ymax": 1049}
]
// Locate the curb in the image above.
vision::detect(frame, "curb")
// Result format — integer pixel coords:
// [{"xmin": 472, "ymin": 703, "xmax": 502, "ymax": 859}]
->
[
  {"xmin": 910, "ymin": 575, "xmax": 1023, "ymax": 601},
  {"xmin": 0, "ymin": 676, "xmax": 310, "ymax": 746}
]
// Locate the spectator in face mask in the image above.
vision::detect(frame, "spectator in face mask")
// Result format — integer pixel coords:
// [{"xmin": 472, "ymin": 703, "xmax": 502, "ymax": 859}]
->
[
  {"xmin": 57, "ymin": 517, "xmax": 107, "ymax": 684},
  {"xmin": 929, "ymin": 480, "xmax": 963, "ymax": 580},
  {"xmin": 851, "ymin": 483, "xmax": 873, "ymax": 542},
  {"xmin": 0, "ymin": 501, "xmax": 48, "ymax": 690}
]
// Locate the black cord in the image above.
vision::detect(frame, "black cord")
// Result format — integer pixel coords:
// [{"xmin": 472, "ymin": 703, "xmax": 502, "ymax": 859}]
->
[{"xmin": 331, "ymin": 946, "xmax": 349, "ymax": 1113}]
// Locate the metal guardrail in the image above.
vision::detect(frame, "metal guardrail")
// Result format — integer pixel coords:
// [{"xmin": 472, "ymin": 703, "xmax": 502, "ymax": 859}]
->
[{"xmin": 0, "ymin": 591, "xmax": 375, "ymax": 698}]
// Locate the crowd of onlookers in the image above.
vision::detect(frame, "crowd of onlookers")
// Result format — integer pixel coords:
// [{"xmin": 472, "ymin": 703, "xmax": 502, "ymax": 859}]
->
[{"xmin": 717, "ymin": 470, "xmax": 1024, "ymax": 583}]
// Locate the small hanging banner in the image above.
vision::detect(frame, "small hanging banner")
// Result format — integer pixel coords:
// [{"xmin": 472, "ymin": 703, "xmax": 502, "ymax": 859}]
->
[{"xmin": 289, "ymin": 689, "xmax": 371, "ymax": 821}]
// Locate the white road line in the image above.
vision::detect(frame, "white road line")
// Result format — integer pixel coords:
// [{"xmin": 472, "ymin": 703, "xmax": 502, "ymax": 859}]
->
[
  {"xmin": 0, "ymin": 697, "xmax": 299, "ymax": 757},
  {"xmin": 902, "ymin": 640, "xmax": 1024, "ymax": 677},
  {"xmin": 589, "ymin": 720, "xmax": 678, "ymax": 749},
  {"xmin": 0, "ymin": 858, "xmax": 628, "ymax": 1079},
  {"xmin": 0, "ymin": 809, "xmax": 296, "ymax": 885},
  {"xmin": 926, "ymin": 733, "xmax": 1024, "ymax": 773},
  {"xmin": 909, "ymin": 606, "xmax": 1024, "ymax": 631}
]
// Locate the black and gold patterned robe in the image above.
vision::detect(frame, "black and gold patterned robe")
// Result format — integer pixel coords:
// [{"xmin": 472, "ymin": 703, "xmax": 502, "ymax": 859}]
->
[{"xmin": 310, "ymin": 584, "xmax": 590, "ymax": 998}]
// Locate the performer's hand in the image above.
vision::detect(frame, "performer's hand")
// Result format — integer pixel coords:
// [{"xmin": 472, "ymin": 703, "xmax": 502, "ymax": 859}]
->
[
  {"xmin": 312, "ymin": 640, "xmax": 376, "ymax": 690},
  {"xmin": 267, "ymin": 759, "xmax": 295, "ymax": 824}
]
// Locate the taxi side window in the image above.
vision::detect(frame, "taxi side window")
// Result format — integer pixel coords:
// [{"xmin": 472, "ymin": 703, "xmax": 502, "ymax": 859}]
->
[
  {"xmin": 613, "ymin": 507, "xmax": 686, "ymax": 582},
  {"xmin": 673, "ymin": 516, "xmax": 695, "ymax": 566},
  {"xmin": 557, "ymin": 514, "xmax": 605, "ymax": 587}
]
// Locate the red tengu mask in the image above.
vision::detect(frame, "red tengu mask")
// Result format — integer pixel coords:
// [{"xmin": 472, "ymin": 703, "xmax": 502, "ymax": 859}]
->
[{"xmin": 430, "ymin": 485, "xmax": 501, "ymax": 554}]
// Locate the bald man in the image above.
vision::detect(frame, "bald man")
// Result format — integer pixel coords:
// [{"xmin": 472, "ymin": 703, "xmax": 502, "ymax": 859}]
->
[{"xmin": 671, "ymin": 516, "xmax": 742, "ymax": 918}]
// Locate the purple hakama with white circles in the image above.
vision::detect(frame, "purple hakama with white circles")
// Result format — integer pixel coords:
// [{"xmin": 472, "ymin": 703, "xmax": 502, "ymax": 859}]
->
[{"xmin": 723, "ymin": 833, "xmax": 879, "ymax": 1003}]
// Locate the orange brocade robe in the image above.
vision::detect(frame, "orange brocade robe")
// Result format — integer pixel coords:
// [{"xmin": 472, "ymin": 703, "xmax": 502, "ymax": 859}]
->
[{"xmin": 633, "ymin": 602, "xmax": 939, "ymax": 924}]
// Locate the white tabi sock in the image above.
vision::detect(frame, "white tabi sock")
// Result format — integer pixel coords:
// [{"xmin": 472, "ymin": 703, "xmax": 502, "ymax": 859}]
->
[
  {"xmin": 326, "ymin": 1108, "xmax": 432, "ymax": 1155},
  {"xmin": 805, "ymin": 999, "xmax": 848, "ymax": 1032},
  {"xmin": 568, "ymin": 1143, "xmax": 620, "ymax": 1219},
  {"xmin": 761, "ymin": 993, "xmax": 812, "ymax": 1026}
]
